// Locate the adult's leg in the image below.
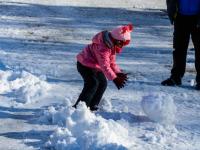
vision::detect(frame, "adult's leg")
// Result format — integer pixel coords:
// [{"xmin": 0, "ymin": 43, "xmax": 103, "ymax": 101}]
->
[
  {"xmin": 161, "ymin": 14, "xmax": 191, "ymax": 86},
  {"xmin": 191, "ymin": 21, "xmax": 200, "ymax": 84},
  {"xmin": 171, "ymin": 14, "xmax": 191, "ymax": 79},
  {"xmin": 74, "ymin": 62, "xmax": 99, "ymax": 107},
  {"xmin": 89, "ymin": 71, "xmax": 107, "ymax": 109}
]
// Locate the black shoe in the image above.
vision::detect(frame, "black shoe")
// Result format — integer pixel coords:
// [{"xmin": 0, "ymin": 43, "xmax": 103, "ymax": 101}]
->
[
  {"xmin": 72, "ymin": 104, "xmax": 77, "ymax": 109},
  {"xmin": 90, "ymin": 105, "xmax": 99, "ymax": 111},
  {"xmin": 195, "ymin": 84, "xmax": 200, "ymax": 90},
  {"xmin": 161, "ymin": 78, "xmax": 182, "ymax": 86}
]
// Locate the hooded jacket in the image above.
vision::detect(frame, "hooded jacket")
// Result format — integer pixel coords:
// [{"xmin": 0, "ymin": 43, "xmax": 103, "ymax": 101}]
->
[{"xmin": 77, "ymin": 31, "xmax": 121, "ymax": 80}]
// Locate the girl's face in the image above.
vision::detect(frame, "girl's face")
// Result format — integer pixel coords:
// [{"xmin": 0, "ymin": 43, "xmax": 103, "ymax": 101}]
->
[
  {"xmin": 114, "ymin": 39, "xmax": 130, "ymax": 48},
  {"xmin": 114, "ymin": 39, "xmax": 130, "ymax": 53},
  {"xmin": 114, "ymin": 40, "xmax": 124, "ymax": 48}
]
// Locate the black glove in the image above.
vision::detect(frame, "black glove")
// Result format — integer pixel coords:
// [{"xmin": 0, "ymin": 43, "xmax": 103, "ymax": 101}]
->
[
  {"xmin": 116, "ymin": 72, "xmax": 128, "ymax": 81},
  {"xmin": 113, "ymin": 76, "xmax": 126, "ymax": 90}
]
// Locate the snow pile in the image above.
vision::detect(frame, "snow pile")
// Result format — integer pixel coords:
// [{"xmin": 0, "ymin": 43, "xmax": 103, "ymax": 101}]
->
[
  {"xmin": 39, "ymin": 103, "xmax": 74, "ymax": 126},
  {"xmin": 141, "ymin": 93, "xmax": 177, "ymax": 124},
  {"xmin": 0, "ymin": 70, "xmax": 51, "ymax": 103},
  {"xmin": 44, "ymin": 101, "xmax": 134, "ymax": 150}
]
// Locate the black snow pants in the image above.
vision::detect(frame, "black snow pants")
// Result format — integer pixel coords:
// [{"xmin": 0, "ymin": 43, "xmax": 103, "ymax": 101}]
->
[
  {"xmin": 74, "ymin": 61, "xmax": 107, "ymax": 108},
  {"xmin": 171, "ymin": 13, "xmax": 200, "ymax": 83}
]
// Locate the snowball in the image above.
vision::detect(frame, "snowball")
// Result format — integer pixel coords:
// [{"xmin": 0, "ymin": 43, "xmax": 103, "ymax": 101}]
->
[{"xmin": 141, "ymin": 93, "xmax": 177, "ymax": 124}]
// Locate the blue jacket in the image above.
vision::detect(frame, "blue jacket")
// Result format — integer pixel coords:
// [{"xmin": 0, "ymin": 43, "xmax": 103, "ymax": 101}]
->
[
  {"xmin": 179, "ymin": 0, "xmax": 200, "ymax": 15},
  {"xmin": 166, "ymin": 0, "xmax": 200, "ymax": 25}
]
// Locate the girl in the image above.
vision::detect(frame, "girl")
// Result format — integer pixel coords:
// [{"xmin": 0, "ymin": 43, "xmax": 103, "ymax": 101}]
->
[{"xmin": 73, "ymin": 24, "xmax": 133, "ymax": 111}]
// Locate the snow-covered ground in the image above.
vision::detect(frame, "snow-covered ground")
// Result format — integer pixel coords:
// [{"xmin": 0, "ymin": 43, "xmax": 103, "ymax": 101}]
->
[{"xmin": 0, "ymin": 0, "xmax": 199, "ymax": 150}]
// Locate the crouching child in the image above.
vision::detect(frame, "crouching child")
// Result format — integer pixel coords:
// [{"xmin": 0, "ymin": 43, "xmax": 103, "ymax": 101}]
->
[{"xmin": 73, "ymin": 24, "xmax": 133, "ymax": 111}]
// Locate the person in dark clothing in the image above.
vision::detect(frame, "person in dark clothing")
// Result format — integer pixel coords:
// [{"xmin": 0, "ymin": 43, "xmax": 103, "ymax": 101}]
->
[{"xmin": 162, "ymin": 0, "xmax": 200, "ymax": 90}]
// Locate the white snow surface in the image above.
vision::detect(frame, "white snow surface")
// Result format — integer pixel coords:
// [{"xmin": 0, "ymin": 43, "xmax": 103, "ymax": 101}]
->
[{"xmin": 0, "ymin": 0, "xmax": 200, "ymax": 150}]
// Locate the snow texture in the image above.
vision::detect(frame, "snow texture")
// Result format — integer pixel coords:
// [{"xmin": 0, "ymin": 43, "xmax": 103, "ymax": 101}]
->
[{"xmin": 0, "ymin": 0, "xmax": 199, "ymax": 150}]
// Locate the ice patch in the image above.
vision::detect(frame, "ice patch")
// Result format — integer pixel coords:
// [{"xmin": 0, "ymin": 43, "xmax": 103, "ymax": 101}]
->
[
  {"xmin": 0, "ymin": 70, "xmax": 51, "ymax": 103},
  {"xmin": 43, "ymin": 101, "xmax": 135, "ymax": 150},
  {"xmin": 141, "ymin": 93, "xmax": 177, "ymax": 124}
]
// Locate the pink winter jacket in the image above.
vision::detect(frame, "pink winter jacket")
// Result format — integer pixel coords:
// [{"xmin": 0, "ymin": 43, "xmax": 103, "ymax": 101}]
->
[{"xmin": 77, "ymin": 31, "xmax": 121, "ymax": 80}]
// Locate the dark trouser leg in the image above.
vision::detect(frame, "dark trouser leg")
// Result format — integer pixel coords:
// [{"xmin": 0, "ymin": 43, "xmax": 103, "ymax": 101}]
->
[
  {"xmin": 74, "ymin": 62, "xmax": 99, "ymax": 107},
  {"xmin": 191, "ymin": 26, "xmax": 200, "ymax": 84},
  {"xmin": 89, "ymin": 71, "xmax": 107, "ymax": 108},
  {"xmin": 171, "ymin": 15, "xmax": 190, "ymax": 79}
]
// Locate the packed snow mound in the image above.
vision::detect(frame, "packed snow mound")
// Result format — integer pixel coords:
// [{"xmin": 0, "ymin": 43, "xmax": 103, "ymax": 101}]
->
[
  {"xmin": 43, "ymin": 101, "xmax": 135, "ymax": 150},
  {"xmin": 141, "ymin": 93, "xmax": 177, "ymax": 124},
  {"xmin": 0, "ymin": 70, "xmax": 51, "ymax": 103}
]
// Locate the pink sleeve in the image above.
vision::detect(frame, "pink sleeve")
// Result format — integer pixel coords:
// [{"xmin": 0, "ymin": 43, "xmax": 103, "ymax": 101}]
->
[
  {"xmin": 95, "ymin": 49, "xmax": 117, "ymax": 80},
  {"xmin": 110, "ymin": 55, "xmax": 121, "ymax": 73}
]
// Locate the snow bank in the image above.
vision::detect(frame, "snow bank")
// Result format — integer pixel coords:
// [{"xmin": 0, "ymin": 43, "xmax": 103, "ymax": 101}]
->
[
  {"xmin": 141, "ymin": 93, "xmax": 177, "ymax": 124},
  {"xmin": 43, "ymin": 101, "xmax": 135, "ymax": 150},
  {"xmin": 0, "ymin": 70, "xmax": 51, "ymax": 103},
  {"xmin": 1, "ymin": 0, "xmax": 166, "ymax": 9},
  {"xmin": 64, "ymin": 0, "xmax": 166, "ymax": 9}
]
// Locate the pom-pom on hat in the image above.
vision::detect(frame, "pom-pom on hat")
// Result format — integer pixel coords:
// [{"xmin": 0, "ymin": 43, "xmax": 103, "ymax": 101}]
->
[{"xmin": 110, "ymin": 24, "xmax": 133, "ymax": 42}]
